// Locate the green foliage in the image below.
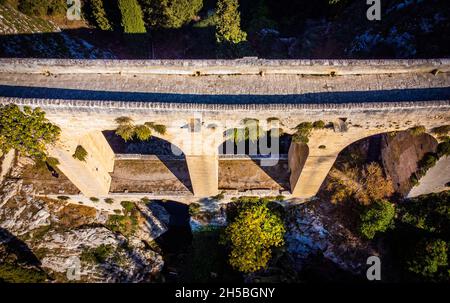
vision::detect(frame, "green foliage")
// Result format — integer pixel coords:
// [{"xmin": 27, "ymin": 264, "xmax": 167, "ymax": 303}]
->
[
  {"xmin": 318, "ymin": 145, "xmax": 326, "ymax": 149},
  {"xmin": 57, "ymin": 195, "xmax": 70, "ymax": 201},
  {"xmin": 81, "ymin": 244, "xmax": 114, "ymax": 264},
  {"xmin": 216, "ymin": 0, "xmax": 247, "ymax": 44},
  {"xmin": 0, "ymin": 104, "xmax": 61, "ymax": 161},
  {"xmin": 140, "ymin": 0, "xmax": 203, "ymax": 28},
  {"xmin": 0, "ymin": 263, "xmax": 47, "ymax": 283},
  {"xmin": 292, "ymin": 122, "xmax": 313, "ymax": 144},
  {"xmin": 230, "ymin": 118, "xmax": 263, "ymax": 144},
  {"xmin": 399, "ymin": 191, "xmax": 450, "ymax": 234},
  {"xmin": 120, "ymin": 200, "xmax": 136, "ymax": 213},
  {"xmin": 359, "ymin": 199, "xmax": 396, "ymax": 239},
  {"xmin": 437, "ymin": 138, "xmax": 450, "ymax": 157},
  {"xmin": 18, "ymin": 0, "xmax": 67, "ymax": 17},
  {"xmin": 312, "ymin": 120, "xmax": 325, "ymax": 129},
  {"xmin": 189, "ymin": 202, "xmax": 201, "ymax": 216},
  {"xmin": 115, "ymin": 117, "xmax": 166, "ymax": 141},
  {"xmin": 212, "ymin": 191, "xmax": 225, "ymax": 201},
  {"xmin": 221, "ymin": 197, "xmax": 285, "ymax": 273},
  {"xmin": 72, "ymin": 145, "xmax": 88, "ymax": 161},
  {"xmin": 134, "ymin": 124, "xmax": 152, "ymax": 141},
  {"xmin": 408, "ymin": 125, "xmax": 426, "ymax": 136},
  {"xmin": 118, "ymin": 0, "xmax": 146, "ymax": 33},
  {"xmin": 431, "ymin": 125, "xmax": 450, "ymax": 136},
  {"xmin": 90, "ymin": 197, "xmax": 99, "ymax": 202},
  {"xmin": 106, "ymin": 203, "xmax": 139, "ymax": 237},
  {"xmin": 104, "ymin": 198, "xmax": 114, "ymax": 204},
  {"xmin": 86, "ymin": 0, "xmax": 112, "ymax": 30},
  {"xmin": 407, "ymin": 239, "xmax": 448, "ymax": 279}
]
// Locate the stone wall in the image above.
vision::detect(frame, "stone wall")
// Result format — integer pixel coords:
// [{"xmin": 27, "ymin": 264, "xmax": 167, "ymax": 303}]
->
[{"xmin": 1, "ymin": 58, "xmax": 449, "ymax": 75}]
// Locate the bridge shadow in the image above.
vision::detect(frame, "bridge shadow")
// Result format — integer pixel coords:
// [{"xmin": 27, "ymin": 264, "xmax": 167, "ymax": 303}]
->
[
  {"xmin": 1, "ymin": 85, "xmax": 449, "ymax": 104},
  {"xmin": 218, "ymin": 131, "xmax": 292, "ymax": 190},
  {"xmin": 0, "ymin": 227, "xmax": 41, "ymax": 267},
  {"xmin": 103, "ymin": 131, "xmax": 193, "ymax": 193}
]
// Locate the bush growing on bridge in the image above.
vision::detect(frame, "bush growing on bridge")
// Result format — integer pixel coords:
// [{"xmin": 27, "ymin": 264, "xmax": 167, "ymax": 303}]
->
[
  {"xmin": 118, "ymin": 0, "xmax": 146, "ymax": 33},
  {"xmin": 115, "ymin": 117, "xmax": 166, "ymax": 141},
  {"xmin": 0, "ymin": 104, "xmax": 61, "ymax": 162},
  {"xmin": 221, "ymin": 197, "xmax": 285, "ymax": 273},
  {"xmin": 72, "ymin": 145, "xmax": 88, "ymax": 161},
  {"xmin": 408, "ymin": 125, "xmax": 426, "ymax": 136},
  {"xmin": 139, "ymin": 0, "xmax": 203, "ymax": 28}
]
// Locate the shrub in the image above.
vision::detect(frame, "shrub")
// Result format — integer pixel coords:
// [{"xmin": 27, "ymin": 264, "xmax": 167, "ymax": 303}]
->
[
  {"xmin": 431, "ymin": 125, "xmax": 450, "ymax": 136},
  {"xmin": 398, "ymin": 191, "xmax": 450, "ymax": 234},
  {"xmin": 18, "ymin": 0, "xmax": 67, "ymax": 17},
  {"xmin": 57, "ymin": 195, "xmax": 70, "ymax": 201},
  {"xmin": 408, "ymin": 125, "xmax": 426, "ymax": 136},
  {"xmin": 437, "ymin": 140, "xmax": 450, "ymax": 157},
  {"xmin": 120, "ymin": 201, "xmax": 136, "ymax": 213},
  {"xmin": 318, "ymin": 145, "xmax": 326, "ymax": 149},
  {"xmin": 327, "ymin": 163, "xmax": 394, "ymax": 205},
  {"xmin": 140, "ymin": 0, "xmax": 203, "ymax": 28},
  {"xmin": 359, "ymin": 199, "xmax": 395, "ymax": 239},
  {"xmin": 0, "ymin": 263, "xmax": 47, "ymax": 283},
  {"xmin": 72, "ymin": 145, "xmax": 88, "ymax": 161},
  {"xmin": 118, "ymin": 0, "xmax": 146, "ymax": 33},
  {"xmin": 115, "ymin": 117, "xmax": 166, "ymax": 141},
  {"xmin": 140, "ymin": 197, "xmax": 151, "ymax": 204},
  {"xmin": 90, "ymin": 197, "xmax": 99, "ymax": 202},
  {"xmin": 292, "ymin": 122, "xmax": 313, "ymax": 144},
  {"xmin": 189, "ymin": 203, "xmax": 201, "ymax": 216},
  {"xmin": 0, "ymin": 104, "xmax": 60, "ymax": 161},
  {"xmin": 407, "ymin": 239, "xmax": 448, "ymax": 279},
  {"xmin": 221, "ymin": 198, "xmax": 285, "ymax": 273},
  {"xmin": 312, "ymin": 120, "xmax": 325, "ymax": 129},
  {"xmin": 86, "ymin": 0, "xmax": 112, "ymax": 30},
  {"xmin": 216, "ymin": 0, "xmax": 247, "ymax": 44},
  {"xmin": 104, "ymin": 198, "xmax": 114, "ymax": 204},
  {"xmin": 81, "ymin": 244, "xmax": 114, "ymax": 264},
  {"xmin": 46, "ymin": 157, "xmax": 60, "ymax": 170},
  {"xmin": 212, "ymin": 191, "xmax": 225, "ymax": 201}
]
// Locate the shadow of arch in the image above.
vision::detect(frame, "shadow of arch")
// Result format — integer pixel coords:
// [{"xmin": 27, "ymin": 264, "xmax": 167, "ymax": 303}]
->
[
  {"xmin": 0, "ymin": 228, "xmax": 42, "ymax": 267},
  {"xmin": 218, "ymin": 128, "xmax": 292, "ymax": 191},
  {"xmin": 102, "ymin": 130, "xmax": 193, "ymax": 193}
]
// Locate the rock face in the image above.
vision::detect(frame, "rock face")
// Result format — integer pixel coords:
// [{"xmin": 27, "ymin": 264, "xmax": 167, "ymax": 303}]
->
[
  {"xmin": 381, "ymin": 132, "xmax": 438, "ymax": 195},
  {"xmin": 285, "ymin": 201, "xmax": 378, "ymax": 276},
  {"xmin": 0, "ymin": 161, "xmax": 169, "ymax": 282}
]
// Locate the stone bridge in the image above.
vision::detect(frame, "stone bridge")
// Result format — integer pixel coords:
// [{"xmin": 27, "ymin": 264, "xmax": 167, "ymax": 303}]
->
[{"xmin": 0, "ymin": 58, "xmax": 449, "ymax": 199}]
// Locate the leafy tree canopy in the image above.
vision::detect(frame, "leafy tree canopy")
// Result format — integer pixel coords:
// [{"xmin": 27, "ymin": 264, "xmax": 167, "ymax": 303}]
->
[
  {"xmin": 221, "ymin": 197, "xmax": 285, "ymax": 273},
  {"xmin": 140, "ymin": 0, "xmax": 202, "ymax": 28},
  {"xmin": 359, "ymin": 199, "xmax": 396, "ymax": 239},
  {"xmin": 0, "ymin": 104, "xmax": 60, "ymax": 160},
  {"xmin": 118, "ymin": 0, "xmax": 146, "ymax": 33}
]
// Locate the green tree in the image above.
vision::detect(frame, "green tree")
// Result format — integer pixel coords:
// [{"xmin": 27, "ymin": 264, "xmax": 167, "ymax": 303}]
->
[
  {"xmin": 0, "ymin": 104, "xmax": 61, "ymax": 160},
  {"xmin": 118, "ymin": 0, "xmax": 146, "ymax": 33},
  {"xmin": 215, "ymin": 0, "xmax": 247, "ymax": 44},
  {"xmin": 140, "ymin": 0, "xmax": 203, "ymax": 28},
  {"xmin": 18, "ymin": 0, "xmax": 67, "ymax": 17},
  {"xmin": 221, "ymin": 198, "xmax": 285, "ymax": 273},
  {"xmin": 114, "ymin": 117, "xmax": 166, "ymax": 141},
  {"xmin": 408, "ymin": 239, "xmax": 448, "ymax": 279},
  {"xmin": 85, "ymin": 0, "xmax": 112, "ymax": 30},
  {"xmin": 359, "ymin": 199, "xmax": 395, "ymax": 239}
]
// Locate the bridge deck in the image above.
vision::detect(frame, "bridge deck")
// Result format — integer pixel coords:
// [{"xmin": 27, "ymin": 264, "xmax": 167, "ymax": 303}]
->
[{"xmin": 0, "ymin": 72, "xmax": 449, "ymax": 104}]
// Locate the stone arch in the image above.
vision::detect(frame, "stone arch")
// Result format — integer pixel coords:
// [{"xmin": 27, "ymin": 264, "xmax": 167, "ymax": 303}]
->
[{"xmin": 102, "ymin": 130, "xmax": 193, "ymax": 194}]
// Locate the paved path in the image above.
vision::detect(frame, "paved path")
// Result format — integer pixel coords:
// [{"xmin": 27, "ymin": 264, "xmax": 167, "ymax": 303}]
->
[
  {"xmin": 0, "ymin": 72, "xmax": 449, "ymax": 104},
  {"xmin": 407, "ymin": 155, "xmax": 450, "ymax": 198}
]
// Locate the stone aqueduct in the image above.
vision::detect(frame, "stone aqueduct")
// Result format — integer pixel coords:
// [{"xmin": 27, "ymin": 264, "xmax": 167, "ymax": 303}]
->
[{"xmin": 0, "ymin": 58, "xmax": 449, "ymax": 200}]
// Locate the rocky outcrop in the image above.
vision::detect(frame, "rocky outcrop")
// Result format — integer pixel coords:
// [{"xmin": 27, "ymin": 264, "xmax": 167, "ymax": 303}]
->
[
  {"xmin": 0, "ymin": 160, "xmax": 169, "ymax": 282},
  {"xmin": 285, "ymin": 201, "xmax": 378, "ymax": 276}
]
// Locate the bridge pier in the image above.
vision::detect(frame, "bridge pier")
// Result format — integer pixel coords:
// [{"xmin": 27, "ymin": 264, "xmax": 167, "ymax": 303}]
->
[
  {"xmin": 49, "ymin": 131, "xmax": 115, "ymax": 197},
  {"xmin": 185, "ymin": 155, "xmax": 219, "ymax": 197}
]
